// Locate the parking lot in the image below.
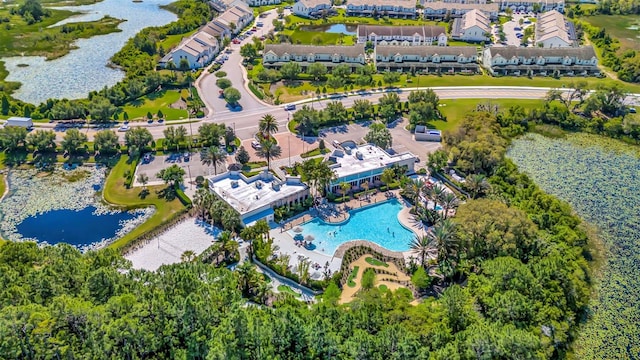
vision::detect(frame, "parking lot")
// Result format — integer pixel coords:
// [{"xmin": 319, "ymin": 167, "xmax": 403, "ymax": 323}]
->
[
  {"xmin": 501, "ymin": 13, "xmax": 535, "ymax": 47},
  {"xmin": 134, "ymin": 150, "xmax": 229, "ymax": 186}
]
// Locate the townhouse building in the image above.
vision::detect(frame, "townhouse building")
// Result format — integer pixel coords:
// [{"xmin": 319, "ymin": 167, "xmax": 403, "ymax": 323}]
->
[
  {"xmin": 375, "ymin": 45, "xmax": 479, "ymax": 73},
  {"xmin": 346, "ymin": 0, "xmax": 417, "ymax": 18},
  {"xmin": 535, "ymin": 10, "xmax": 576, "ymax": 48},
  {"xmin": 498, "ymin": 0, "xmax": 565, "ymax": 13},
  {"xmin": 245, "ymin": 0, "xmax": 281, "ymax": 6},
  {"xmin": 161, "ymin": 33, "xmax": 219, "ymax": 69},
  {"xmin": 422, "ymin": 2, "xmax": 499, "ymax": 20},
  {"xmin": 263, "ymin": 44, "xmax": 367, "ymax": 71},
  {"xmin": 293, "ymin": 0, "xmax": 333, "ymax": 18},
  {"xmin": 211, "ymin": 3, "xmax": 254, "ymax": 35},
  {"xmin": 357, "ymin": 25, "xmax": 448, "ymax": 46},
  {"xmin": 451, "ymin": 9, "xmax": 491, "ymax": 42},
  {"xmin": 482, "ymin": 46, "xmax": 599, "ymax": 76}
]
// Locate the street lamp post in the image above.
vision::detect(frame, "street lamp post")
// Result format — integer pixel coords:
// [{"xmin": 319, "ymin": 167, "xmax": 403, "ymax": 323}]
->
[{"xmin": 187, "ymin": 165, "xmax": 193, "ymax": 190}]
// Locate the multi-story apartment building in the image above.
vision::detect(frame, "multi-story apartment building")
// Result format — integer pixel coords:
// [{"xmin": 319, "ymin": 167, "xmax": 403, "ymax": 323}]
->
[
  {"xmin": 422, "ymin": 2, "xmax": 499, "ymax": 20},
  {"xmin": 535, "ymin": 10, "xmax": 576, "ymax": 48},
  {"xmin": 162, "ymin": 33, "xmax": 220, "ymax": 69},
  {"xmin": 375, "ymin": 45, "xmax": 479, "ymax": 73},
  {"xmin": 346, "ymin": 0, "xmax": 417, "ymax": 18},
  {"xmin": 482, "ymin": 46, "xmax": 599, "ymax": 76},
  {"xmin": 451, "ymin": 9, "xmax": 491, "ymax": 42},
  {"xmin": 263, "ymin": 44, "xmax": 367, "ymax": 71},
  {"xmin": 293, "ymin": 0, "xmax": 333, "ymax": 18},
  {"xmin": 357, "ymin": 25, "xmax": 447, "ymax": 46}
]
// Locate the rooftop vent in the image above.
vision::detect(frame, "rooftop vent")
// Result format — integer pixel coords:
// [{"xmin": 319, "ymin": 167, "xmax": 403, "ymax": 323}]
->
[{"xmin": 355, "ymin": 151, "xmax": 363, "ymax": 160}]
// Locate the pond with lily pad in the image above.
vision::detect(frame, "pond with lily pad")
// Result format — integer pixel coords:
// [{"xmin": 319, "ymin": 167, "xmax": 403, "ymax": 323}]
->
[{"xmin": 0, "ymin": 166, "xmax": 153, "ymax": 250}]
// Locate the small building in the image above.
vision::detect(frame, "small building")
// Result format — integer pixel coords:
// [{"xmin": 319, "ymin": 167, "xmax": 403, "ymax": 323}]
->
[
  {"xmin": 5, "ymin": 117, "xmax": 33, "ymax": 129},
  {"xmin": 357, "ymin": 25, "xmax": 447, "ymax": 46},
  {"xmin": 293, "ymin": 0, "xmax": 332, "ymax": 18},
  {"xmin": 211, "ymin": 3, "xmax": 254, "ymax": 36},
  {"xmin": 422, "ymin": 2, "xmax": 499, "ymax": 20},
  {"xmin": 325, "ymin": 144, "xmax": 417, "ymax": 193},
  {"xmin": 414, "ymin": 126, "xmax": 441, "ymax": 142},
  {"xmin": 375, "ymin": 45, "xmax": 479, "ymax": 74},
  {"xmin": 482, "ymin": 46, "xmax": 599, "ymax": 76},
  {"xmin": 347, "ymin": 0, "xmax": 417, "ymax": 18},
  {"xmin": 451, "ymin": 9, "xmax": 491, "ymax": 43},
  {"xmin": 208, "ymin": 171, "xmax": 310, "ymax": 226},
  {"xmin": 535, "ymin": 10, "xmax": 576, "ymax": 48},
  {"xmin": 263, "ymin": 44, "xmax": 367, "ymax": 71}
]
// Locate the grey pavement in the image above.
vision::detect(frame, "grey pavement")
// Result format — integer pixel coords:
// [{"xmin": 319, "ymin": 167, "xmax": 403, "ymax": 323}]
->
[{"xmin": 133, "ymin": 150, "xmax": 227, "ymax": 186}]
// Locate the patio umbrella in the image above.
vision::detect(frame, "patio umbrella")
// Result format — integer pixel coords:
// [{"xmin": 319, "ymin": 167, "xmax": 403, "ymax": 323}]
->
[
  {"xmin": 305, "ymin": 235, "xmax": 315, "ymax": 242},
  {"xmin": 293, "ymin": 227, "xmax": 303, "ymax": 233},
  {"xmin": 294, "ymin": 234, "xmax": 304, "ymax": 241}
]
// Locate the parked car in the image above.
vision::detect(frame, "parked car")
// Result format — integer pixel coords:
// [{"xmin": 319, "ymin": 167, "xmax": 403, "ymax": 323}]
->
[
  {"xmin": 514, "ymin": 26, "xmax": 522, "ymax": 31},
  {"xmin": 117, "ymin": 125, "xmax": 130, "ymax": 132},
  {"xmin": 284, "ymin": 104, "xmax": 296, "ymax": 111},
  {"xmin": 630, "ymin": 107, "xmax": 637, "ymax": 113},
  {"xmin": 183, "ymin": 152, "xmax": 190, "ymax": 161},
  {"xmin": 251, "ymin": 140, "xmax": 261, "ymax": 149},
  {"xmin": 332, "ymin": 140, "xmax": 341, "ymax": 148}
]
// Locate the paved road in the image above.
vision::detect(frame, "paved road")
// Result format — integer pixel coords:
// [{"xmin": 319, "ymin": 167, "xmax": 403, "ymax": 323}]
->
[{"xmin": 197, "ymin": 9, "xmax": 283, "ymax": 116}]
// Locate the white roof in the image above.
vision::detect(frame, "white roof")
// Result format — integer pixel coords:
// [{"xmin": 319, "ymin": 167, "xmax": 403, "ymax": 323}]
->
[
  {"xmin": 330, "ymin": 144, "xmax": 416, "ymax": 180},
  {"xmin": 209, "ymin": 172, "xmax": 307, "ymax": 215},
  {"xmin": 7, "ymin": 117, "xmax": 32, "ymax": 122}
]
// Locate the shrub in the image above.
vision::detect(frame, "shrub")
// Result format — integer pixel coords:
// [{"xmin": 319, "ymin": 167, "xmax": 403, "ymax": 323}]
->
[
  {"xmin": 195, "ymin": 175, "xmax": 205, "ymax": 187},
  {"xmin": 215, "ymin": 71, "xmax": 227, "ymax": 78},
  {"xmin": 175, "ymin": 185, "xmax": 192, "ymax": 207}
]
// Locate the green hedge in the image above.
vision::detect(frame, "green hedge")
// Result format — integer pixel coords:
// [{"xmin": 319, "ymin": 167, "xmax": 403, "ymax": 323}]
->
[
  {"xmin": 175, "ymin": 185, "xmax": 192, "ymax": 207},
  {"xmin": 248, "ymin": 82, "xmax": 265, "ymax": 100}
]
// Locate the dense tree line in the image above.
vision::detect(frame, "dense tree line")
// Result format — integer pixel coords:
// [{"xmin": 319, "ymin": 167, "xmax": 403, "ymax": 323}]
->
[
  {"xmin": 581, "ymin": 22, "xmax": 640, "ymax": 83},
  {"xmin": 596, "ymin": 0, "xmax": 640, "ymax": 14}
]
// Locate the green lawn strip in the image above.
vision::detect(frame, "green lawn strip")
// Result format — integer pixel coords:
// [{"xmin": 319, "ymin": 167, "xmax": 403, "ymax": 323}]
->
[
  {"xmin": 277, "ymin": 284, "xmax": 298, "ymax": 296},
  {"xmin": 0, "ymin": 174, "xmax": 6, "ymax": 200},
  {"xmin": 347, "ymin": 265, "xmax": 359, "ymax": 287},
  {"xmin": 104, "ymin": 155, "xmax": 186, "ymax": 251},
  {"xmin": 365, "ymin": 256, "xmax": 389, "ymax": 268},
  {"xmin": 120, "ymin": 90, "xmax": 188, "ymax": 121},
  {"xmin": 300, "ymin": 147, "xmax": 329, "ymax": 158},
  {"xmin": 0, "ymin": 8, "xmax": 124, "ymax": 60}
]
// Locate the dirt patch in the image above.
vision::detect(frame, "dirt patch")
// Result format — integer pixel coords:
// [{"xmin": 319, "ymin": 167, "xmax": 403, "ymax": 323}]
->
[{"xmin": 339, "ymin": 254, "xmax": 411, "ymax": 304}]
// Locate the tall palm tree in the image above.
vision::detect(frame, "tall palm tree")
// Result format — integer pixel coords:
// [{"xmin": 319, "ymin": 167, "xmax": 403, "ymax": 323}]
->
[
  {"xmin": 466, "ymin": 174, "xmax": 490, "ymax": 199},
  {"xmin": 201, "ymin": 147, "xmax": 227, "ymax": 175},
  {"xmin": 221, "ymin": 208, "xmax": 240, "ymax": 232},
  {"xmin": 258, "ymin": 114, "xmax": 279, "ymax": 139},
  {"xmin": 402, "ymin": 178, "xmax": 424, "ymax": 204},
  {"xmin": 441, "ymin": 192, "xmax": 459, "ymax": 219},
  {"xmin": 256, "ymin": 138, "xmax": 282, "ymax": 171},
  {"xmin": 340, "ymin": 182, "xmax": 351, "ymax": 202},
  {"xmin": 428, "ymin": 219, "xmax": 458, "ymax": 275},
  {"xmin": 409, "ymin": 234, "xmax": 435, "ymax": 268},
  {"xmin": 192, "ymin": 188, "xmax": 212, "ymax": 219},
  {"xmin": 236, "ymin": 261, "xmax": 258, "ymax": 297},
  {"xmin": 209, "ymin": 200, "xmax": 227, "ymax": 226},
  {"xmin": 426, "ymin": 184, "xmax": 447, "ymax": 208}
]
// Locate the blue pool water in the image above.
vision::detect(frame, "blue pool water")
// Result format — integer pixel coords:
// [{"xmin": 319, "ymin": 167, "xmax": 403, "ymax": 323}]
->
[
  {"xmin": 291, "ymin": 199, "xmax": 414, "ymax": 255},
  {"xmin": 16, "ymin": 206, "xmax": 136, "ymax": 246},
  {"xmin": 298, "ymin": 23, "xmax": 357, "ymax": 35}
]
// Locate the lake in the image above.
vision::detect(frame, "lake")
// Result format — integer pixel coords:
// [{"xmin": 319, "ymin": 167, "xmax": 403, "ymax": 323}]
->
[
  {"xmin": 1, "ymin": 0, "xmax": 177, "ymax": 105},
  {"xmin": 508, "ymin": 133, "xmax": 640, "ymax": 359},
  {"xmin": 298, "ymin": 23, "xmax": 357, "ymax": 35},
  {"xmin": 16, "ymin": 206, "xmax": 137, "ymax": 246}
]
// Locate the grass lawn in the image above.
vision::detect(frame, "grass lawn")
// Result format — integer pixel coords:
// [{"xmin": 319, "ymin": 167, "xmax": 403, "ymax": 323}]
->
[
  {"xmin": 274, "ymin": 73, "xmax": 640, "ymax": 103},
  {"xmin": 300, "ymin": 147, "xmax": 330, "ymax": 158},
  {"xmin": 347, "ymin": 265, "xmax": 359, "ymax": 287},
  {"xmin": 583, "ymin": 15, "xmax": 640, "ymax": 51},
  {"xmin": 157, "ymin": 29, "xmax": 198, "ymax": 53},
  {"xmin": 120, "ymin": 90, "xmax": 188, "ymax": 121},
  {"xmin": 365, "ymin": 256, "xmax": 389, "ymax": 267},
  {"xmin": 0, "ymin": 174, "xmax": 6, "ymax": 199},
  {"xmin": 277, "ymin": 284, "xmax": 298, "ymax": 295},
  {"xmin": 104, "ymin": 155, "xmax": 186, "ymax": 251},
  {"xmin": 435, "ymin": 98, "xmax": 546, "ymax": 131},
  {"xmin": 279, "ymin": 29, "xmax": 355, "ymax": 46}
]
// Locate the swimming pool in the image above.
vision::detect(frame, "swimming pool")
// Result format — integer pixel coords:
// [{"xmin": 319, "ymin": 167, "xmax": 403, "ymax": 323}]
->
[{"xmin": 290, "ymin": 199, "xmax": 414, "ymax": 255}]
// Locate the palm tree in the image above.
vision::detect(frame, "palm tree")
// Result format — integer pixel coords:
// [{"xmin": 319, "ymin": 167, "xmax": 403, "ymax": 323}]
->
[
  {"xmin": 409, "ymin": 234, "xmax": 435, "ymax": 268},
  {"xmin": 208, "ymin": 200, "xmax": 227, "ymax": 226},
  {"xmin": 428, "ymin": 219, "xmax": 458, "ymax": 276},
  {"xmin": 426, "ymin": 184, "xmax": 447, "ymax": 208},
  {"xmin": 221, "ymin": 208, "xmax": 240, "ymax": 232},
  {"xmin": 402, "ymin": 178, "xmax": 424, "ymax": 204},
  {"xmin": 340, "ymin": 182, "xmax": 351, "ymax": 202},
  {"xmin": 201, "ymin": 146, "xmax": 227, "ymax": 175},
  {"xmin": 236, "ymin": 261, "xmax": 258, "ymax": 297},
  {"xmin": 362, "ymin": 181, "xmax": 370, "ymax": 199},
  {"xmin": 137, "ymin": 173, "xmax": 149, "ymax": 190},
  {"xmin": 192, "ymin": 188, "xmax": 212, "ymax": 219},
  {"xmin": 256, "ymin": 138, "xmax": 282, "ymax": 171},
  {"xmin": 466, "ymin": 174, "xmax": 490, "ymax": 199},
  {"xmin": 180, "ymin": 250, "xmax": 196, "ymax": 262},
  {"xmin": 258, "ymin": 114, "xmax": 278, "ymax": 139},
  {"xmin": 441, "ymin": 192, "xmax": 459, "ymax": 219}
]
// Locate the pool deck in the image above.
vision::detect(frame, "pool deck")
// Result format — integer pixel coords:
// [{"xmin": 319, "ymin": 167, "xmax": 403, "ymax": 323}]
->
[{"xmin": 273, "ymin": 189, "xmax": 428, "ymax": 270}]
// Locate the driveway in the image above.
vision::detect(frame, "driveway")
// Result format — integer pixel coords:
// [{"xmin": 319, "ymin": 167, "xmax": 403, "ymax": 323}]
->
[
  {"xmin": 197, "ymin": 9, "xmax": 285, "ymax": 116},
  {"xmin": 502, "ymin": 13, "xmax": 535, "ymax": 47}
]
